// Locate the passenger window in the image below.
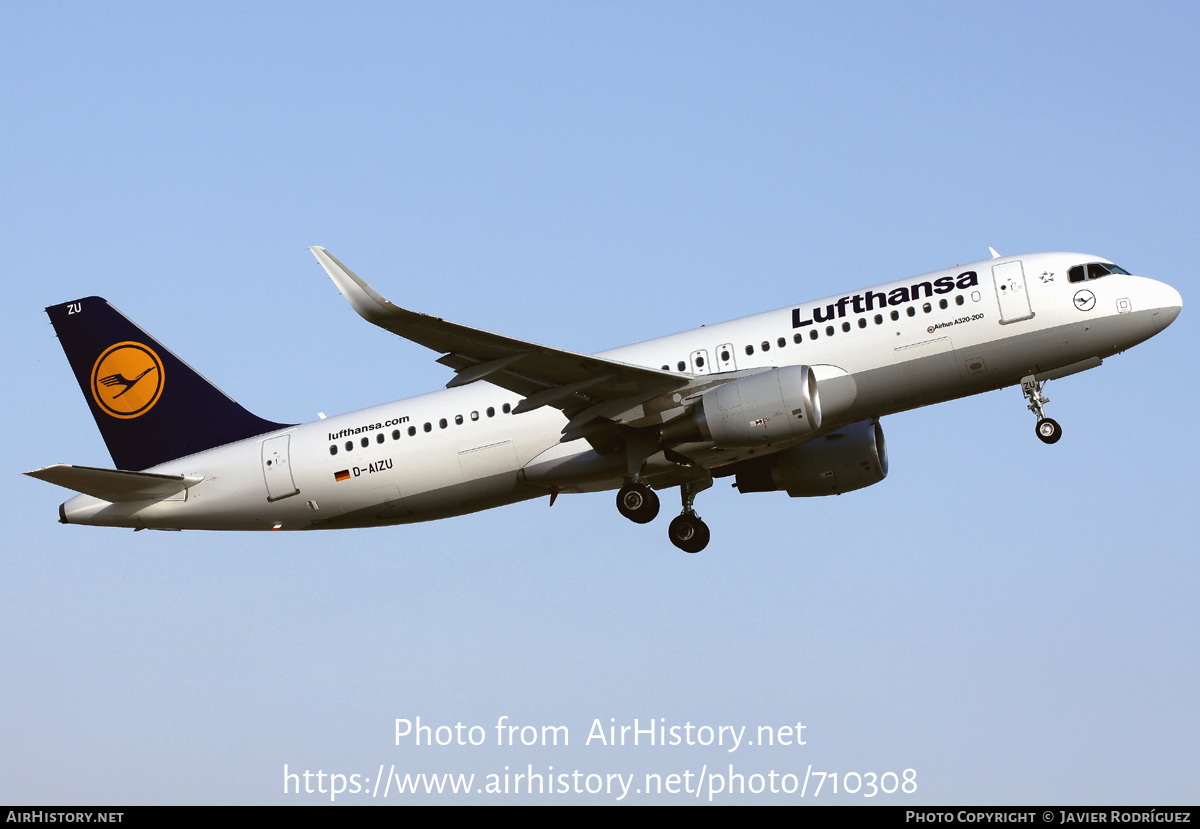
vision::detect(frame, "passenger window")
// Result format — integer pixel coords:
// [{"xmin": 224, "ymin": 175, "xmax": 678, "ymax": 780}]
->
[
  {"xmin": 486, "ymin": 407, "xmax": 495, "ymax": 418},
  {"xmin": 761, "ymin": 341, "xmax": 770, "ymax": 352},
  {"xmin": 423, "ymin": 422, "xmax": 431, "ymax": 433},
  {"xmin": 745, "ymin": 345, "xmax": 754, "ymax": 355},
  {"xmin": 792, "ymin": 334, "xmax": 801, "ymax": 345},
  {"xmin": 874, "ymin": 314, "xmax": 883, "ymax": 324},
  {"xmin": 858, "ymin": 318, "xmax": 867, "ymax": 328},
  {"xmin": 408, "ymin": 426, "xmax": 416, "ymax": 436},
  {"xmin": 809, "ymin": 329, "xmax": 818, "ymax": 340},
  {"xmin": 677, "ymin": 361, "xmax": 686, "ymax": 371},
  {"xmin": 955, "ymin": 295, "xmax": 965, "ymax": 306},
  {"xmin": 392, "ymin": 429, "xmax": 400, "ymax": 440},
  {"xmin": 503, "ymin": 403, "xmax": 511, "ymax": 414},
  {"xmin": 455, "ymin": 414, "xmax": 464, "ymax": 425},
  {"xmin": 841, "ymin": 321, "xmax": 850, "ymax": 332},
  {"xmin": 471, "ymin": 411, "xmax": 479, "ymax": 421},
  {"xmin": 891, "ymin": 310, "xmax": 899, "ymax": 321},
  {"xmin": 1068, "ymin": 265, "xmax": 1086, "ymax": 283},
  {"xmin": 777, "ymin": 337, "xmax": 786, "ymax": 348},
  {"xmin": 939, "ymin": 299, "xmax": 948, "ymax": 310},
  {"xmin": 439, "ymin": 418, "xmax": 447, "ymax": 429},
  {"xmin": 377, "ymin": 433, "xmax": 385, "ymax": 444},
  {"xmin": 923, "ymin": 303, "xmax": 932, "ymax": 313},
  {"xmin": 361, "ymin": 437, "xmax": 369, "ymax": 448},
  {"xmin": 825, "ymin": 325, "xmax": 834, "ymax": 336},
  {"xmin": 696, "ymin": 355, "xmax": 705, "ymax": 367},
  {"xmin": 721, "ymin": 348, "xmax": 732, "ymax": 360},
  {"xmin": 345, "ymin": 441, "xmax": 353, "ymax": 452},
  {"xmin": 661, "ymin": 365, "xmax": 669, "ymax": 371},
  {"xmin": 906, "ymin": 307, "xmax": 916, "ymax": 317},
  {"xmin": 330, "ymin": 445, "xmax": 337, "ymax": 456}
]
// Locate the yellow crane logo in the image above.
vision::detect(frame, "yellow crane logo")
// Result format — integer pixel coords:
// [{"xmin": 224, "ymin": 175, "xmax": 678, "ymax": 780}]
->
[{"xmin": 90, "ymin": 342, "xmax": 164, "ymax": 419}]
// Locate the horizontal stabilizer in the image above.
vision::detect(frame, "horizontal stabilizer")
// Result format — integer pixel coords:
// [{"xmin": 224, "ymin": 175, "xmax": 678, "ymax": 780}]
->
[{"xmin": 25, "ymin": 464, "xmax": 204, "ymax": 503}]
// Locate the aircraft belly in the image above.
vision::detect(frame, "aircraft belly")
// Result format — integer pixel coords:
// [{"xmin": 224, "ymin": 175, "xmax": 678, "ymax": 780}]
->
[
  {"xmin": 312, "ymin": 479, "xmax": 543, "ymax": 529},
  {"xmin": 845, "ymin": 312, "xmax": 1150, "ymax": 419},
  {"xmin": 457, "ymin": 441, "xmax": 520, "ymax": 501},
  {"xmin": 891, "ymin": 337, "xmax": 964, "ymax": 406}
]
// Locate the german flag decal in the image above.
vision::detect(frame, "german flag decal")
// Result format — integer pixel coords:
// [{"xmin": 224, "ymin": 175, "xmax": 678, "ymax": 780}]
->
[{"xmin": 334, "ymin": 469, "xmax": 350, "ymax": 482}]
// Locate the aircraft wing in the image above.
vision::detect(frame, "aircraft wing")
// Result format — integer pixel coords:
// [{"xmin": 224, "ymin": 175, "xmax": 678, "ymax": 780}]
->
[{"xmin": 311, "ymin": 247, "xmax": 689, "ymax": 433}]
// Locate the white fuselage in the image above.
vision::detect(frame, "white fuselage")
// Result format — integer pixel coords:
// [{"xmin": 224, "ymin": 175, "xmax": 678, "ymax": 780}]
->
[{"xmin": 59, "ymin": 252, "xmax": 1182, "ymax": 531}]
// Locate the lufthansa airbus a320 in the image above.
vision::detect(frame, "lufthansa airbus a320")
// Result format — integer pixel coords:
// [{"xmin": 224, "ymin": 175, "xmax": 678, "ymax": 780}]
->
[{"xmin": 27, "ymin": 247, "xmax": 1182, "ymax": 552}]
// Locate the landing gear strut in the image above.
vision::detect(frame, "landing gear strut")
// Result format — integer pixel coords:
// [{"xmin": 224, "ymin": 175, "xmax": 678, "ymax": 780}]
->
[
  {"xmin": 669, "ymin": 475, "xmax": 712, "ymax": 553},
  {"xmin": 616, "ymin": 430, "xmax": 661, "ymax": 524},
  {"xmin": 1021, "ymin": 375, "xmax": 1062, "ymax": 445}
]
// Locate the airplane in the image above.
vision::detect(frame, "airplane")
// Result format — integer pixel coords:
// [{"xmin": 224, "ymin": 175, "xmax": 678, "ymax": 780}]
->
[{"xmin": 26, "ymin": 247, "xmax": 1182, "ymax": 552}]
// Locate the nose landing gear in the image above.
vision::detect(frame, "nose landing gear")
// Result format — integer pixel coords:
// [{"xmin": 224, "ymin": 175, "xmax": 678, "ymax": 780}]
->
[{"xmin": 1022, "ymin": 375, "xmax": 1062, "ymax": 445}]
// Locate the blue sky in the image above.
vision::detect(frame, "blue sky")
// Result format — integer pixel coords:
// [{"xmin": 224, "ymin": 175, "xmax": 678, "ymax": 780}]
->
[{"xmin": 2, "ymin": 2, "xmax": 1197, "ymax": 804}]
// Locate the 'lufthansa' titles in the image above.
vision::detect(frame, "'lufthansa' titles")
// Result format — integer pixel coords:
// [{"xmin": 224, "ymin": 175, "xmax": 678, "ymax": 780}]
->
[{"xmin": 792, "ymin": 271, "xmax": 979, "ymax": 328}]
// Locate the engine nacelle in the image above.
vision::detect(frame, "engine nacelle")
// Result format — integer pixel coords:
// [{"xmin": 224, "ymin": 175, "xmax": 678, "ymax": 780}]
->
[
  {"xmin": 661, "ymin": 365, "xmax": 822, "ymax": 448},
  {"xmin": 730, "ymin": 419, "xmax": 888, "ymax": 497}
]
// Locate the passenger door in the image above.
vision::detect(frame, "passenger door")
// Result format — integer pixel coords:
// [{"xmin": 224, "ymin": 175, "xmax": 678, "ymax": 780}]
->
[{"xmin": 992, "ymin": 260, "xmax": 1035, "ymax": 324}]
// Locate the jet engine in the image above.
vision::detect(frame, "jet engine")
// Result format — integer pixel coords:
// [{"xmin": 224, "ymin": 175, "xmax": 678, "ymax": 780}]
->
[
  {"xmin": 726, "ymin": 419, "xmax": 888, "ymax": 497},
  {"xmin": 660, "ymin": 365, "xmax": 822, "ymax": 448}
]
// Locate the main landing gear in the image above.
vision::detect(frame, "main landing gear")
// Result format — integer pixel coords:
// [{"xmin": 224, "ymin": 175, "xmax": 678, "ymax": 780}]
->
[
  {"xmin": 1021, "ymin": 375, "xmax": 1062, "ymax": 445},
  {"xmin": 614, "ymin": 430, "xmax": 713, "ymax": 552},
  {"xmin": 616, "ymin": 481, "xmax": 659, "ymax": 524},
  {"xmin": 669, "ymin": 476, "xmax": 712, "ymax": 553},
  {"xmin": 614, "ymin": 476, "xmax": 713, "ymax": 553}
]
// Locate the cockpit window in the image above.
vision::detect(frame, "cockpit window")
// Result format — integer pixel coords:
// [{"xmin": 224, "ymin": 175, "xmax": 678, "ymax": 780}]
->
[{"xmin": 1071, "ymin": 262, "xmax": 1131, "ymax": 283}]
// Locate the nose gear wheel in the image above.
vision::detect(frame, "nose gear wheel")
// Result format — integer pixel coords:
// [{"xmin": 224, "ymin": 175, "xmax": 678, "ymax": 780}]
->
[
  {"xmin": 1021, "ymin": 375, "xmax": 1063, "ymax": 445},
  {"xmin": 1036, "ymin": 417, "xmax": 1062, "ymax": 444}
]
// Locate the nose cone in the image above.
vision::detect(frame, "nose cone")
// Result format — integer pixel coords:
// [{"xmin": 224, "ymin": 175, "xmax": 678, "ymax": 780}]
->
[{"xmin": 1153, "ymin": 283, "xmax": 1183, "ymax": 331}]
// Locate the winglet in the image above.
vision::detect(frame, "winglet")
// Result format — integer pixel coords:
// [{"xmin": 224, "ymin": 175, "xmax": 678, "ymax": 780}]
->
[{"xmin": 310, "ymin": 246, "xmax": 397, "ymax": 327}]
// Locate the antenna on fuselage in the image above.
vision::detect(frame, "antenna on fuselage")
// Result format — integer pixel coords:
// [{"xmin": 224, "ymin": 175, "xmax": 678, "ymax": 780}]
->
[{"xmin": 989, "ymin": 247, "xmax": 1002, "ymax": 259}]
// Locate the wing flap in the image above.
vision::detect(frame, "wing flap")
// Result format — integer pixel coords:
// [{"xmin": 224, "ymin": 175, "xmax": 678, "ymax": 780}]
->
[{"xmin": 26, "ymin": 464, "xmax": 204, "ymax": 503}]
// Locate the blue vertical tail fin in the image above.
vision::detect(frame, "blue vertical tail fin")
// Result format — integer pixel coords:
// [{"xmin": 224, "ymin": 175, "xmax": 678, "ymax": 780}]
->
[{"xmin": 46, "ymin": 296, "xmax": 291, "ymax": 470}]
